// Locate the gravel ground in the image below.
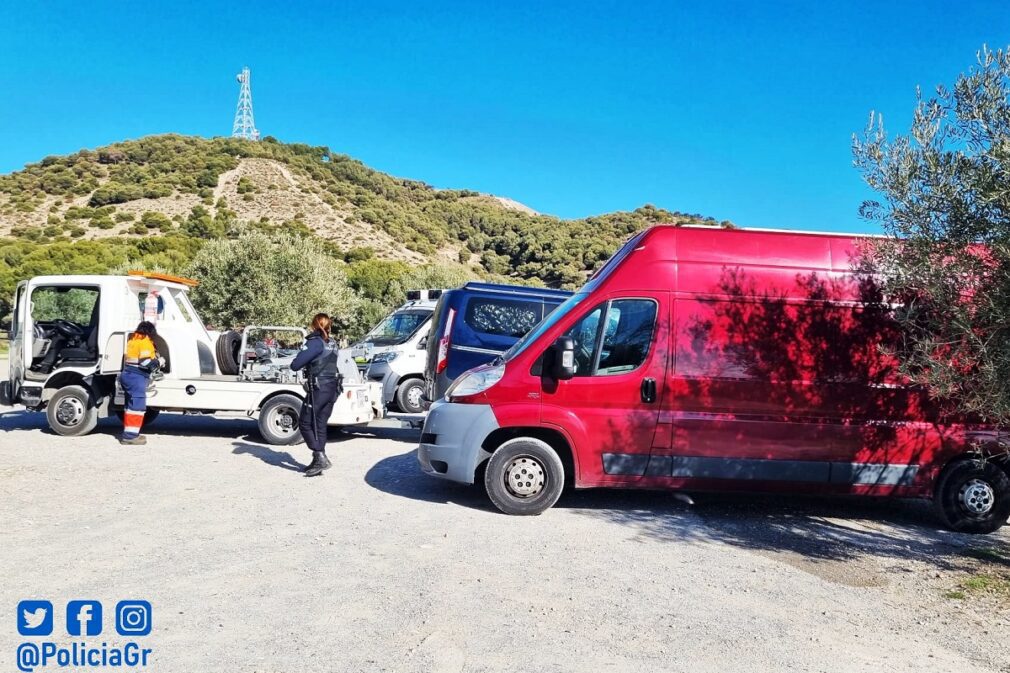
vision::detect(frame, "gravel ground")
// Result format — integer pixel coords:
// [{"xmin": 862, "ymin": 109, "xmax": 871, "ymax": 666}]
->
[{"xmin": 1, "ymin": 401, "xmax": 1009, "ymax": 672}]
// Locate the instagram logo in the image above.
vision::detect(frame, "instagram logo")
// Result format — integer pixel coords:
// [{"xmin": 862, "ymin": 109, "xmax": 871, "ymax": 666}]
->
[{"xmin": 115, "ymin": 601, "xmax": 152, "ymax": 636}]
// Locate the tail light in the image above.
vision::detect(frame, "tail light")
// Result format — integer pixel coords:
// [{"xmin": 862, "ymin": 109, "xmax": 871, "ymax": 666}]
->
[{"xmin": 436, "ymin": 308, "xmax": 455, "ymax": 374}]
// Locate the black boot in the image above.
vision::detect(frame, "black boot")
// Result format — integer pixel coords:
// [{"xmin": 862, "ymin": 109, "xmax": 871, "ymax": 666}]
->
[{"xmin": 304, "ymin": 451, "xmax": 332, "ymax": 477}]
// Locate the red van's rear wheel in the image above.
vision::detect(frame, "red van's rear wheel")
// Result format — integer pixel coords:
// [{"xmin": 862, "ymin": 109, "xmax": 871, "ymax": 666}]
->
[
  {"xmin": 935, "ymin": 458, "xmax": 1010, "ymax": 534},
  {"xmin": 484, "ymin": 437, "xmax": 564, "ymax": 515}
]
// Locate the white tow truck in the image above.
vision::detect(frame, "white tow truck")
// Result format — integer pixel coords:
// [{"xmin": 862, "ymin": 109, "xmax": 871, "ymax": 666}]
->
[{"xmin": 0, "ymin": 271, "xmax": 382, "ymax": 444}]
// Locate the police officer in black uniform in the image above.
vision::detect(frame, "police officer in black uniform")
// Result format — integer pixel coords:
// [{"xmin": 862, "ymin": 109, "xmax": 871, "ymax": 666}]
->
[{"xmin": 291, "ymin": 313, "xmax": 341, "ymax": 477}]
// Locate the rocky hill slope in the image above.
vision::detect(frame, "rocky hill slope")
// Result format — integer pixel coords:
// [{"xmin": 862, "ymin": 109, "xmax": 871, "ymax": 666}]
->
[{"xmin": 0, "ymin": 134, "xmax": 729, "ymax": 286}]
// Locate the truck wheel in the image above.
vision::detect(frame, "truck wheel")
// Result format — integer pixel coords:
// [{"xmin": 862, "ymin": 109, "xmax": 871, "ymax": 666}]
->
[
  {"xmin": 935, "ymin": 458, "xmax": 1010, "ymax": 534},
  {"xmin": 258, "ymin": 394, "xmax": 304, "ymax": 446},
  {"xmin": 484, "ymin": 437, "xmax": 564, "ymax": 515},
  {"xmin": 215, "ymin": 330, "xmax": 242, "ymax": 375},
  {"xmin": 113, "ymin": 407, "xmax": 161, "ymax": 426},
  {"xmin": 395, "ymin": 378, "xmax": 425, "ymax": 414},
  {"xmin": 46, "ymin": 385, "xmax": 98, "ymax": 437}
]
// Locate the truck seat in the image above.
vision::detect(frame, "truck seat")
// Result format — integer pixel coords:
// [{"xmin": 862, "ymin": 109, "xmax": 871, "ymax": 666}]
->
[{"xmin": 60, "ymin": 301, "xmax": 100, "ymax": 362}]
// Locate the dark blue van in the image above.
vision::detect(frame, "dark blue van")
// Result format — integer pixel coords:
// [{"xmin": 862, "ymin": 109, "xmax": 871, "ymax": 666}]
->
[{"xmin": 423, "ymin": 282, "xmax": 572, "ymax": 407}]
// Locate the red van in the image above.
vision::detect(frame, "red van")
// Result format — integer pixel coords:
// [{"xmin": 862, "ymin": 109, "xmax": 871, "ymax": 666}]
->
[{"xmin": 417, "ymin": 225, "xmax": 1010, "ymax": 533}]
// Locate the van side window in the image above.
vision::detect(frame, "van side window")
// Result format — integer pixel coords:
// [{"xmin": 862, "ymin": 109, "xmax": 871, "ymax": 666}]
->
[
  {"xmin": 566, "ymin": 305, "xmax": 604, "ymax": 376},
  {"xmin": 565, "ymin": 299, "xmax": 657, "ymax": 376},
  {"xmin": 597, "ymin": 300, "xmax": 657, "ymax": 374},
  {"xmin": 463, "ymin": 298, "xmax": 542, "ymax": 339}
]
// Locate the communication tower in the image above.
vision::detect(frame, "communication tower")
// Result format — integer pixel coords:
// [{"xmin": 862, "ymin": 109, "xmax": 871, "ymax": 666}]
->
[{"xmin": 231, "ymin": 67, "xmax": 260, "ymax": 140}]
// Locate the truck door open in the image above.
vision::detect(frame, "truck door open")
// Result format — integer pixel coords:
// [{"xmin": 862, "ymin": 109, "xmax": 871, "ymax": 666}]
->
[
  {"xmin": 7, "ymin": 281, "xmax": 27, "ymax": 401},
  {"xmin": 100, "ymin": 332, "xmax": 127, "ymax": 375}
]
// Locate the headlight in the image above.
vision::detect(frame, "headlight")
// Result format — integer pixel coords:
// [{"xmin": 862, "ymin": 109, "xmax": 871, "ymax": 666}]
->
[
  {"xmin": 371, "ymin": 351, "xmax": 399, "ymax": 363},
  {"xmin": 446, "ymin": 363, "xmax": 505, "ymax": 400}
]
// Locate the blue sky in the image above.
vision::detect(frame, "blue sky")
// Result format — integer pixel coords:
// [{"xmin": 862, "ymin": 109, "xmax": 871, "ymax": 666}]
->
[{"xmin": 0, "ymin": 1, "xmax": 1007, "ymax": 233}]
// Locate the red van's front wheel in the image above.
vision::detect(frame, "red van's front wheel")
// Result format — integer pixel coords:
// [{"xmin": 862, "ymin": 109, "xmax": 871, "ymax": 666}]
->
[{"xmin": 485, "ymin": 437, "xmax": 564, "ymax": 515}]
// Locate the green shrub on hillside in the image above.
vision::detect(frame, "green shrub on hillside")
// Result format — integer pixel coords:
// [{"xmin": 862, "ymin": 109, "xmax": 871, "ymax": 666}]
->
[
  {"xmin": 236, "ymin": 176, "xmax": 257, "ymax": 194},
  {"xmin": 89, "ymin": 183, "xmax": 144, "ymax": 206},
  {"xmin": 140, "ymin": 212, "xmax": 173, "ymax": 231}
]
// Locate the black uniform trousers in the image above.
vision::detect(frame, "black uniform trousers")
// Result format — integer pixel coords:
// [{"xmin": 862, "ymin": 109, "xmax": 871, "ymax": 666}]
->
[{"xmin": 300, "ymin": 378, "xmax": 338, "ymax": 451}]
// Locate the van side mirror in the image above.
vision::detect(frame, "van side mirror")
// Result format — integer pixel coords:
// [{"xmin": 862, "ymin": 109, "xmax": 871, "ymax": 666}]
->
[
  {"xmin": 551, "ymin": 336, "xmax": 576, "ymax": 380},
  {"xmin": 417, "ymin": 336, "xmax": 428, "ymax": 349}
]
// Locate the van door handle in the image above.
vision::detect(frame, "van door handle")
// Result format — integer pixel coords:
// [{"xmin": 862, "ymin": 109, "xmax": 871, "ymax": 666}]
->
[{"xmin": 641, "ymin": 378, "xmax": 657, "ymax": 403}]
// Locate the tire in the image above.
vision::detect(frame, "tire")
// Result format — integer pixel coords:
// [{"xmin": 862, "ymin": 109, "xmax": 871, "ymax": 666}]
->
[
  {"xmin": 0, "ymin": 380, "xmax": 11, "ymax": 407},
  {"xmin": 46, "ymin": 385, "xmax": 98, "ymax": 437},
  {"xmin": 215, "ymin": 330, "xmax": 242, "ymax": 375},
  {"xmin": 395, "ymin": 378, "xmax": 425, "ymax": 414},
  {"xmin": 484, "ymin": 437, "xmax": 565, "ymax": 515},
  {"xmin": 113, "ymin": 407, "xmax": 161, "ymax": 427},
  {"xmin": 934, "ymin": 458, "xmax": 1010, "ymax": 534},
  {"xmin": 258, "ymin": 394, "xmax": 304, "ymax": 446}
]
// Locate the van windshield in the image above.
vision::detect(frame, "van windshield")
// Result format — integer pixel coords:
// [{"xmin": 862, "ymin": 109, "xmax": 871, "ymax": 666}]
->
[
  {"xmin": 501, "ymin": 292, "xmax": 588, "ymax": 362},
  {"xmin": 364, "ymin": 310, "xmax": 432, "ymax": 346}
]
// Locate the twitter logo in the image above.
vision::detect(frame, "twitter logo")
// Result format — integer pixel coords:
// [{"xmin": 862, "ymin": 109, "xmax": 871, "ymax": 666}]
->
[{"xmin": 17, "ymin": 600, "xmax": 53, "ymax": 636}]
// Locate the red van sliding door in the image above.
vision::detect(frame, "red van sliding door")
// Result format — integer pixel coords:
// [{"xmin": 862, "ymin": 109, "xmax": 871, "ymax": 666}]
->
[{"xmin": 656, "ymin": 293, "xmax": 929, "ymax": 493}]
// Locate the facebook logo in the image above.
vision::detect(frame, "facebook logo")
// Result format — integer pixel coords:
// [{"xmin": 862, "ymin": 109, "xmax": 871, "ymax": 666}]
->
[{"xmin": 66, "ymin": 600, "xmax": 102, "ymax": 636}]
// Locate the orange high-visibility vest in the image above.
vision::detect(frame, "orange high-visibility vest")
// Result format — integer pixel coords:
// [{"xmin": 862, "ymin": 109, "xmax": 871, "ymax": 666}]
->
[{"xmin": 124, "ymin": 334, "xmax": 156, "ymax": 366}]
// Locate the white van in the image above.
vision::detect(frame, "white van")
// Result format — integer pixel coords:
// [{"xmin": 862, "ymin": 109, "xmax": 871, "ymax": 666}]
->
[
  {"xmin": 1, "ymin": 271, "xmax": 382, "ymax": 444},
  {"xmin": 350, "ymin": 290, "xmax": 443, "ymax": 413}
]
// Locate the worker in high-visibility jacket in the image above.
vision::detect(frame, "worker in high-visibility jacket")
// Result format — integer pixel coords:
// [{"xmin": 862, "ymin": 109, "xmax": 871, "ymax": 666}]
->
[{"xmin": 119, "ymin": 321, "xmax": 161, "ymax": 445}]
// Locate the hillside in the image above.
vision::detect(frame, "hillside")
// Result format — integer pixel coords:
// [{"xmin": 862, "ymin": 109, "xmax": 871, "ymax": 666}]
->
[{"xmin": 0, "ymin": 134, "xmax": 730, "ymax": 286}]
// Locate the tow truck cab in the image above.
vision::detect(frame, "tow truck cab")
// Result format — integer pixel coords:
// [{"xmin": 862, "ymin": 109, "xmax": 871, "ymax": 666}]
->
[
  {"xmin": 4, "ymin": 272, "xmax": 217, "ymax": 412},
  {"xmin": 418, "ymin": 225, "xmax": 1010, "ymax": 534}
]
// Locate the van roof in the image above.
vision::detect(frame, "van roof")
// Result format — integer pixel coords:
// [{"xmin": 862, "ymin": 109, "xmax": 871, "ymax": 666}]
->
[
  {"xmin": 582, "ymin": 224, "xmax": 877, "ymax": 300},
  {"xmin": 635, "ymin": 225, "xmax": 870, "ymax": 272},
  {"xmin": 459, "ymin": 281, "xmax": 574, "ymax": 298},
  {"xmin": 678, "ymin": 223, "xmax": 887, "ymax": 240}
]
